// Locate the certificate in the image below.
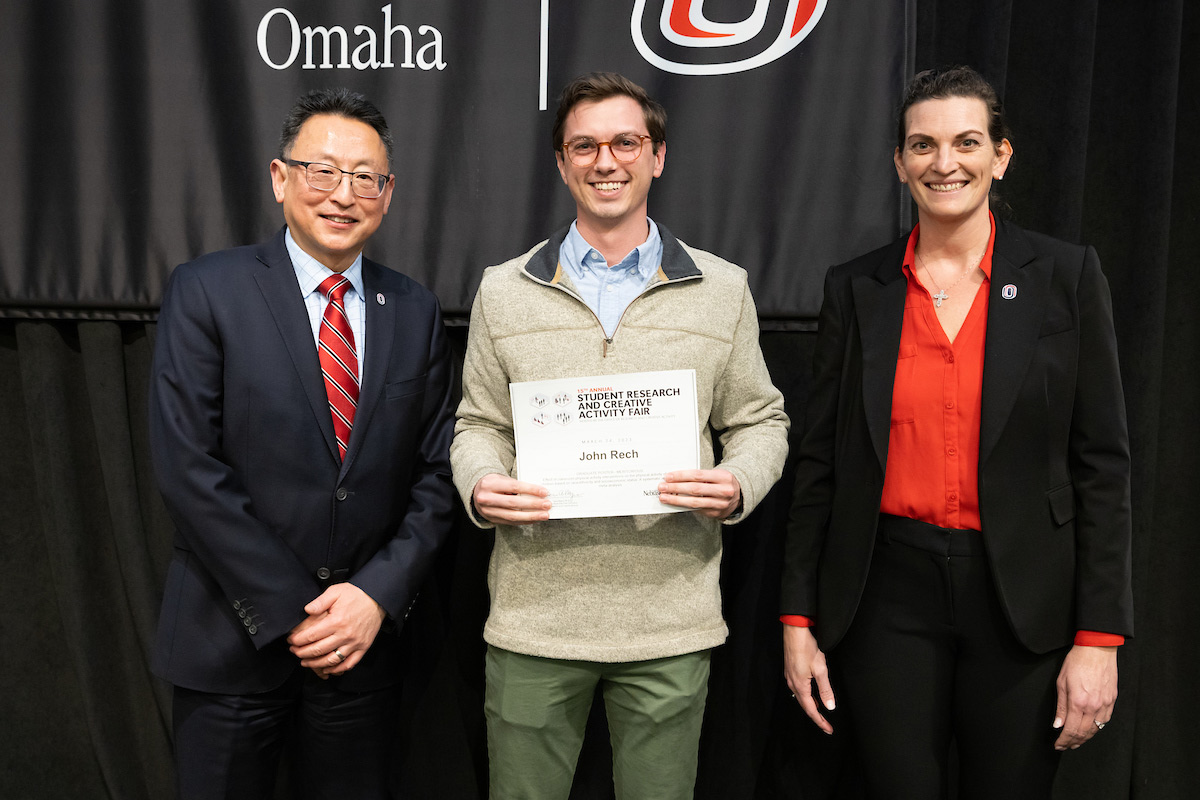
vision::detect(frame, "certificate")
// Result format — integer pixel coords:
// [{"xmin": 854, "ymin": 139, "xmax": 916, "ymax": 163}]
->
[{"xmin": 509, "ymin": 369, "xmax": 700, "ymax": 519}]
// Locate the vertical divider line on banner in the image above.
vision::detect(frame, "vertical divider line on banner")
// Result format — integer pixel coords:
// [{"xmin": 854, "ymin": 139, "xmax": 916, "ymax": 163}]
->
[{"xmin": 540, "ymin": 0, "xmax": 550, "ymax": 110}]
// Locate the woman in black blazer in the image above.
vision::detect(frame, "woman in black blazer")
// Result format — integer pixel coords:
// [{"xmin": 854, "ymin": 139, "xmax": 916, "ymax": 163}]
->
[{"xmin": 780, "ymin": 67, "xmax": 1133, "ymax": 799}]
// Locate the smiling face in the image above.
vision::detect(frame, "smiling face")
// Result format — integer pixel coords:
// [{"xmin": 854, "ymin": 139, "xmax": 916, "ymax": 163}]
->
[
  {"xmin": 555, "ymin": 95, "xmax": 665, "ymax": 239},
  {"xmin": 895, "ymin": 95, "xmax": 1012, "ymax": 228},
  {"xmin": 269, "ymin": 114, "xmax": 394, "ymax": 273}
]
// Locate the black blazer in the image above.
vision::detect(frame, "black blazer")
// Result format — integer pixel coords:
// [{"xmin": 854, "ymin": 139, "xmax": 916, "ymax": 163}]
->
[
  {"xmin": 782, "ymin": 218, "xmax": 1133, "ymax": 654},
  {"xmin": 150, "ymin": 228, "xmax": 456, "ymax": 693}
]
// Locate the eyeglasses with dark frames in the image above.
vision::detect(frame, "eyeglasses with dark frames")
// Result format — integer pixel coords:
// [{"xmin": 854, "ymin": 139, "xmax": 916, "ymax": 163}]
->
[
  {"xmin": 284, "ymin": 159, "xmax": 390, "ymax": 198},
  {"xmin": 561, "ymin": 134, "xmax": 654, "ymax": 167}
]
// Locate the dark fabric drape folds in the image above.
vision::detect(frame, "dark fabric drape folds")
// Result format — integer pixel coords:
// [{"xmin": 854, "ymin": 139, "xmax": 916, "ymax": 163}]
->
[
  {"xmin": 3, "ymin": 1, "xmax": 1197, "ymax": 798},
  {"xmin": 3, "ymin": 321, "xmax": 173, "ymax": 798}
]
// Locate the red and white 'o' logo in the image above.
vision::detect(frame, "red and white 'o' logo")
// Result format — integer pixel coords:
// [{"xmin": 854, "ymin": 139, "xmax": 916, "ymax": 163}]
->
[{"xmin": 631, "ymin": 0, "xmax": 827, "ymax": 75}]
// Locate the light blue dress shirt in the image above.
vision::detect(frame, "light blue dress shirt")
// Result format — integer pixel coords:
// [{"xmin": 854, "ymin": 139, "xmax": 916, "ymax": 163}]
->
[
  {"xmin": 558, "ymin": 219, "xmax": 663, "ymax": 338},
  {"xmin": 285, "ymin": 229, "xmax": 367, "ymax": 383}
]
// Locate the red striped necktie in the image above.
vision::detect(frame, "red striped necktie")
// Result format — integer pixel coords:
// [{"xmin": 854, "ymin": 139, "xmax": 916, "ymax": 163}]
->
[{"xmin": 317, "ymin": 275, "xmax": 359, "ymax": 460}]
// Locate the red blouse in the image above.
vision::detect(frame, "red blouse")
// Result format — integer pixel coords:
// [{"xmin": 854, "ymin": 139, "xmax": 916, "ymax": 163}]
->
[{"xmin": 878, "ymin": 221, "xmax": 992, "ymax": 529}]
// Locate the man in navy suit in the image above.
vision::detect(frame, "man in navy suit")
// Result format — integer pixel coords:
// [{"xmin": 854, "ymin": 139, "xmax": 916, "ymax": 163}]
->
[{"xmin": 149, "ymin": 88, "xmax": 456, "ymax": 799}]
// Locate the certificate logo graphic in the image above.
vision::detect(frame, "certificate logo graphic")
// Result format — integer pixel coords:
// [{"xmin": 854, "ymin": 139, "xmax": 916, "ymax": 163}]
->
[{"xmin": 631, "ymin": 0, "xmax": 827, "ymax": 75}]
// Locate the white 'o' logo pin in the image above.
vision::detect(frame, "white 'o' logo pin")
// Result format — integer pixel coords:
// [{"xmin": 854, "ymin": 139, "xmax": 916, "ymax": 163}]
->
[{"xmin": 1002, "ymin": 284, "xmax": 1017, "ymax": 300}]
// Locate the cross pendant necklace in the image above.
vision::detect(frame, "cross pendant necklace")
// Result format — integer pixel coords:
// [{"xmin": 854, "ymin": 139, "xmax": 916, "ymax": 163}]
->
[{"xmin": 916, "ymin": 248, "xmax": 984, "ymax": 309}]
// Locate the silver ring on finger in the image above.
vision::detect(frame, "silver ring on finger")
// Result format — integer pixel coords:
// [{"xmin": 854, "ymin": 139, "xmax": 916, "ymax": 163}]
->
[
  {"xmin": 332, "ymin": 648, "xmax": 346, "ymax": 663},
  {"xmin": 1094, "ymin": 720, "xmax": 1106, "ymax": 730}
]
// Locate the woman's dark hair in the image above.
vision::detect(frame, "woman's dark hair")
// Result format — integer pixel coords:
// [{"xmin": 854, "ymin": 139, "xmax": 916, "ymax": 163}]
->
[
  {"xmin": 551, "ymin": 72, "xmax": 666, "ymax": 155},
  {"xmin": 896, "ymin": 66, "xmax": 1011, "ymax": 153},
  {"xmin": 279, "ymin": 87, "xmax": 394, "ymax": 165}
]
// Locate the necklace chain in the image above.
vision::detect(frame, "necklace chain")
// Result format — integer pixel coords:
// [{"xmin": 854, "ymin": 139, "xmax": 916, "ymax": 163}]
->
[{"xmin": 916, "ymin": 247, "xmax": 985, "ymax": 308}]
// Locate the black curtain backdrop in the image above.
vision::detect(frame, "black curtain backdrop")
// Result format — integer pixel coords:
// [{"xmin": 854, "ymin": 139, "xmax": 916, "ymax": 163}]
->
[{"xmin": 3, "ymin": 2, "xmax": 1198, "ymax": 799}]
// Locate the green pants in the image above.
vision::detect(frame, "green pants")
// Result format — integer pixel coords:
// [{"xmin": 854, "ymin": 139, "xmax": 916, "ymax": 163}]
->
[{"xmin": 485, "ymin": 645, "xmax": 712, "ymax": 800}]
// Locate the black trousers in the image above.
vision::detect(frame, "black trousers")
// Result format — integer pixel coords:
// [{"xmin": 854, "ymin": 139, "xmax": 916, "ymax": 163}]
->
[
  {"xmin": 172, "ymin": 668, "xmax": 401, "ymax": 800},
  {"xmin": 834, "ymin": 515, "xmax": 1066, "ymax": 800}
]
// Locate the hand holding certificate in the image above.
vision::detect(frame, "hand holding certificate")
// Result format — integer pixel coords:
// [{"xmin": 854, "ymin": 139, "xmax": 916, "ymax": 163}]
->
[
  {"xmin": 657, "ymin": 468, "xmax": 742, "ymax": 520},
  {"xmin": 509, "ymin": 370, "xmax": 702, "ymax": 519}
]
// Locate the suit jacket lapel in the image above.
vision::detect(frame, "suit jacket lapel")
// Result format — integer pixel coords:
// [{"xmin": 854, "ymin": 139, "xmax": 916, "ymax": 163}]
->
[
  {"xmin": 979, "ymin": 220, "xmax": 1050, "ymax": 467},
  {"xmin": 342, "ymin": 261, "xmax": 395, "ymax": 473},
  {"xmin": 853, "ymin": 238, "xmax": 909, "ymax": 470},
  {"xmin": 253, "ymin": 230, "xmax": 341, "ymax": 464}
]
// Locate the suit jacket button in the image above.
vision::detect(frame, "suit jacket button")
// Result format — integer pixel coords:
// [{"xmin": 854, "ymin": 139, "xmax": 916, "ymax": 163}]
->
[
  {"xmin": 247, "ymin": 625, "xmax": 258, "ymax": 635},
  {"xmin": 242, "ymin": 617, "xmax": 251, "ymax": 627},
  {"xmin": 233, "ymin": 600, "xmax": 242, "ymax": 610},
  {"xmin": 335, "ymin": 488, "xmax": 348, "ymax": 501},
  {"xmin": 238, "ymin": 609, "xmax": 247, "ymax": 619},
  {"xmin": 316, "ymin": 567, "xmax": 332, "ymax": 580}
]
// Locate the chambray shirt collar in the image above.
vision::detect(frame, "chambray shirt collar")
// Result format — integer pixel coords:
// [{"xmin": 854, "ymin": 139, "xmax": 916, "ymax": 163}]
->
[
  {"xmin": 560, "ymin": 218, "xmax": 662, "ymax": 285},
  {"xmin": 284, "ymin": 228, "xmax": 365, "ymax": 301}
]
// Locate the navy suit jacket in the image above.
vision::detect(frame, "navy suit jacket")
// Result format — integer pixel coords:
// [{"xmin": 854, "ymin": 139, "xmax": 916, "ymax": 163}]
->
[
  {"xmin": 150, "ymin": 228, "xmax": 456, "ymax": 693},
  {"xmin": 782, "ymin": 218, "xmax": 1134, "ymax": 654}
]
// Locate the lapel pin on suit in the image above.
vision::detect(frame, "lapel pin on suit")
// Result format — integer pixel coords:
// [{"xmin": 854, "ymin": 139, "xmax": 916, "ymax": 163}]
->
[
  {"xmin": 1002, "ymin": 284, "xmax": 1018, "ymax": 300},
  {"xmin": 376, "ymin": 292, "xmax": 386, "ymax": 305}
]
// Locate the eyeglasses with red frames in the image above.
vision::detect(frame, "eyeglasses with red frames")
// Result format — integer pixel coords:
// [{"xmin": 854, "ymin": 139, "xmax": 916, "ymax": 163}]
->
[{"xmin": 561, "ymin": 134, "xmax": 654, "ymax": 167}]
